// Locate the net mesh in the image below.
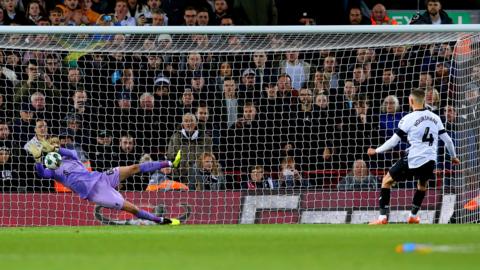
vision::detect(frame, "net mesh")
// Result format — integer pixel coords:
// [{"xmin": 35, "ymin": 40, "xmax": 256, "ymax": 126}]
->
[{"xmin": 0, "ymin": 29, "xmax": 478, "ymax": 226}]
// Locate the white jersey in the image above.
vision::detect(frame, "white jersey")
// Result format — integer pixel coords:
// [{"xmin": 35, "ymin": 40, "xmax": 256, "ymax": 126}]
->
[{"xmin": 397, "ymin": 109, "xmax": 446, "ymax": 168}]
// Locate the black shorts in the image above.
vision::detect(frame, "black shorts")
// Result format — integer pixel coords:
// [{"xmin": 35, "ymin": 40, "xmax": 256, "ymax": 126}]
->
[{"xmin": 389, "ymin": 156, "xmax": 435, "ymax": 184}]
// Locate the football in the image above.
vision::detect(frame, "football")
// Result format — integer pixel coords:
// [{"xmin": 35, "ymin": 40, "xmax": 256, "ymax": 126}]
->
[{"xmin": 44, "ymin": 152, "xmax": 62, "ymax": 170}]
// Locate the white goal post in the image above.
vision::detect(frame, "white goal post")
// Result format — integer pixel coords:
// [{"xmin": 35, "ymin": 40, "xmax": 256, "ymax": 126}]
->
[{"xmin": 0, "ymin": 25, "xmax": 478, "ymax": 226}]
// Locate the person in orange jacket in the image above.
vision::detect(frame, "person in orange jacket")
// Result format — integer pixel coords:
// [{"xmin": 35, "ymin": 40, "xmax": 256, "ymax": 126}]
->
[{"xmin": 370, "ymin": 3, "xmax": 398, "ymax": 25}]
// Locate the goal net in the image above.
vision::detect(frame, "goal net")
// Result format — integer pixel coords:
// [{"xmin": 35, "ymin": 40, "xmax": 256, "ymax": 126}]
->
[{"xmin": 0, "ymin": 26, "xmax": 478, "ymax": 226}]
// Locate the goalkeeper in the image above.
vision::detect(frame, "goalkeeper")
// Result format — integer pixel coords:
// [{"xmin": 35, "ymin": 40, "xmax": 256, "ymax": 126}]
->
[{"xmin": 28, "ymin": 139, "xmax": 182, "ymax": 225}]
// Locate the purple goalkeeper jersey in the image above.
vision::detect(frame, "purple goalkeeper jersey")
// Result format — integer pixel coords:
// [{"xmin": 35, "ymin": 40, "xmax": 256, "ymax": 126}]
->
[{"xmin": 35, "ymin": 148, "xmax": 104, "ymax": 199}]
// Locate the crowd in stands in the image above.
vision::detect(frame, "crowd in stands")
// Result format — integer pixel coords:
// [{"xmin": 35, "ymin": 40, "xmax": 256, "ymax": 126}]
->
[
  {"xmin": 0, "ymin": 0, "xmax": 455, "ymax": 27},
  {"xmin": 0, "ymin": 0, "xmax": 477, "ymax": 193}
]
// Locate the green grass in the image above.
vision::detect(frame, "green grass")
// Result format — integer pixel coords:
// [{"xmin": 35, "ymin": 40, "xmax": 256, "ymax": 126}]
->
[{"xmin": 0, "ymin": 225, "xmax": 478, "ymax": 270}]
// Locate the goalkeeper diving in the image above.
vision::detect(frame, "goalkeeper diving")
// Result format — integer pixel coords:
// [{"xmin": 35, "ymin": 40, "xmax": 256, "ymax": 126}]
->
[{"xmin": 27, "ymin": 139, "xmax": 182, "ymax": 225}]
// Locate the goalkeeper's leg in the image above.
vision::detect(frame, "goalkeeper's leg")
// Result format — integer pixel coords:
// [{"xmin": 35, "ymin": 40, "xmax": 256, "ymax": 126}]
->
[
  {"xmin": 122, "ymin": 201, "xmax": 179, "ymax": 225},
  {"xmin": 118, "ymin": 150, "xmax": 182, "ymax": 182}
]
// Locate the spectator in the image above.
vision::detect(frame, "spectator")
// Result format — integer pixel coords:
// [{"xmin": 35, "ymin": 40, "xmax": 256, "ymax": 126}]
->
[
  {"xmin": 126, "ymin": 0, "xmax": 149, "ymax": 24},
  {"xmin": 183, "ymin": 6, "xmax": 197, "ymax": 26},
  {"xmin": 48, "ymin": 7, "xmax": 63, "ymax": 26},
  {"xmin": 338, "ymin": 159, "xmax": 378, "ymax": 190},
  {"xmin": 214, "ymin": 61, "xmax": 233, "ymax": 92},
  {"xmin": 81, "ymin": 0, "xmax": 101, "ymax": 25},
  {"xmin": 43, "ymin": 54, "xmax": 63, "ymax": 90},
  {"xmin": 0, "ymin": 121, "xmax": 13, "ymax": 148},
  {"xmin": 112, "ymin": 91, "xmax": 135, "ymax": 135},
  {"xmin": 433, "ymin": 62, "xmax": 450, "ymax": 96},
  {"xmin": 14, "ymin": 60, "xmax": 59, "ymax": 104},
  {"xmin": 196, "ymin": 7, "xmax": 210, "ymax": 26},
  {"xmin": 188, "ymin": 70, "xmax": 212, "ymax": 102},
  {"xmin": 113, "ymin": 0, "xmax": 136, "ymax": 26},
  {"xmin": 214, "ymin": 78, "xmax": 239, "ymax": 129},
  {"xmin": 232, "ymin": 0, "xmax": 278, "ymax": 25},
  {"xmin": 310, "ymin": 70, "xmax": 331, "ymax": 96},
  {"xmin": 57, "ymin": 0, "xmax": 89, "ymax": 26},
  {"xmin": 279, "ymin": 51, "xmax": 311, "ymax": 90},
  {"xmin": 175, "ymin": 89, "xmax": 197, "ymax": 125},
  {"xmin": 151, "ymin": 8, "xmax": 166, "ymax": 26},
  {"xmin": 425, "ymin": 87, "xmax": 441, "ymax": 115},
  {"xmin": 25, "ymin": 0, "xmax": 47, "ymax": 25},
  {"xmin": 251, "ymin": 51, "xmax": 276, "ymax": 89},
  {"xmin": 0, "ymin": 146, "xmax": 19, "ymax": 192},
  {"xmin": 167, "ymin": 113, "xmax": 213, "ymax": 181},
  {"xmin": 243, "ymin": 165, "xmax": 278, "ymax": 190},
  {"xmin": 89, "ymin": 130, "xmax": 114, "ymax": 171},
  {"xmin": 213, "ymin": 0, "xmax": 229, "ymax": 25},
  {"xmin": 410, "ymin": 0, "xmax": 453, "ymax": 25},
  {"xmin": 417, "ymin": 72, "xmax": 433, "ymax": 88},
  {"xmin": 347, "ymin": 6, "xmax": 369, "ymax": 25},
  {"xmin": 370, "ymin": 3, "xmax": 397, "ymax": 25},
  {"xmin": 188, "ymin": 152, "xmax": 225, "ymax": 190},
  {"xmin": 378, "ymin": 95, "xmax": 406, "ymax": 167},
  {"xmin": 219, "ymin": 15, "xmax": 234, "ymax": 25},
  {"xmin": 196, "ymin": 103, "xmax": 220, "ymax": 145},
  {"xmin": 23, "ymin": 119, "xmax": 48, "ymax": 155},
  {"xmin": 135, "ymin": 92, "xmax": 161, "ymax": 154},
  {"xmin": 276, "ymin": 73, "xmax": 296, "ymax": 100},
  {"xmin": 12, "ymin": 104, "xmax": 35, "ymax": 145},
  {"xmin": 280, "ymin": 156, "xmax": 307, "ymax": 188},
  {"xmin": 321, "ymin": 56, "xmax": 339, "ymax": 89},
  {"xmin": 238, "ymin": 68, "xmax": 261, "ymax": 106},
  {"xmin": 226, "ymin": 102, "xmax": 265, "ymax": 170},
  {"xmin": 112, "ymin": 134, "xmax": 143, "ymax": 189},
  {"xmin": 3, "ymin": 0, "xmax": 25, "ymax": 25}
]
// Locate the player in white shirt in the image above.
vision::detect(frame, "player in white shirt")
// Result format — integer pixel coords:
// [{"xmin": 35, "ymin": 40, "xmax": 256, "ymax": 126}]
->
[{"xmin": 367, "ymin": 88, "xmax": 460, "ymax": 224}]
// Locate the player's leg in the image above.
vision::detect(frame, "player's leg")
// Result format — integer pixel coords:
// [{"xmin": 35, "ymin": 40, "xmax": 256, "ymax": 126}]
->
[
  {"xmin": 407, "ymin": 161, "xmax": 435, "ymax": 224},
  {"xmin": 370, "ymin": 157, "xmax": 407, "ymax": 225}
]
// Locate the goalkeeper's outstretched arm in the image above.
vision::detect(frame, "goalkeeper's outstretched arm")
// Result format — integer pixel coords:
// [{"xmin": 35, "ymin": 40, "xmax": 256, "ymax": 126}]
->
[
  {"xmin": 39, "ymin": 139, "xmax": 79, "ymax": 160},
  {"xmin": 35, "ymin": 163, "xmax": 55, "ymax": 179}
]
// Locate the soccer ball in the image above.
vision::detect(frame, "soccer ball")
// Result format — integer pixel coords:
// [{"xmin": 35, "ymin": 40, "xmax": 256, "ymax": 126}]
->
[{"xmin": 44, "ymin": 152, "xmax": 62, "ymax": 170}]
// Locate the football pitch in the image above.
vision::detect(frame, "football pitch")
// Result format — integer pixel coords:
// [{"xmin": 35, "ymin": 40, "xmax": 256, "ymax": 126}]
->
[{"xmin": 0, "ymin": 224, "xmax": 478, "ymax": 270}]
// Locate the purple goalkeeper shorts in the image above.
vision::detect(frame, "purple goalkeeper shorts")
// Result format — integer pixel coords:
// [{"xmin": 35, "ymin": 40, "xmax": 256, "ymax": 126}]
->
[{"xmin": 87, "ymin": 167, "xmax": 124, "ymax": 210}]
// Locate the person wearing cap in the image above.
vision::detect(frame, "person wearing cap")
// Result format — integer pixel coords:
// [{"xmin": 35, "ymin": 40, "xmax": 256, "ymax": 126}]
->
[
  {"xmin": 238, "ymin": 68, "xmax": 260, "ymax": 107},
  {"xmin": 298, "ymin": 11, "xmax": 315, "ymax": 25},
  {"xmin": 89, "ymin": 130, "xmax": 114, "ymax": 171}
]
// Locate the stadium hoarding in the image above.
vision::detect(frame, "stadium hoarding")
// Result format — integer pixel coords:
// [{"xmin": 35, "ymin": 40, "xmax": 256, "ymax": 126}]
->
[{"xmin": 0, "ymin": 190, "xmax": 457, "ymax": 226}]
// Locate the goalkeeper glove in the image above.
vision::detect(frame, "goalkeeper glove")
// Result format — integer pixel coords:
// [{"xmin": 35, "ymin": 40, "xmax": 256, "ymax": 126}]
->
[
  {"xmin": 39, "ymin": 139, "xmax": 59, "ymax": 153},
  {"xmin": 26, "ymin": 144, "xmax": 43, "ymax": 163},
  {"xmin": 172, "ymin": 150, "xmax": 182, "ymax": 168}
]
